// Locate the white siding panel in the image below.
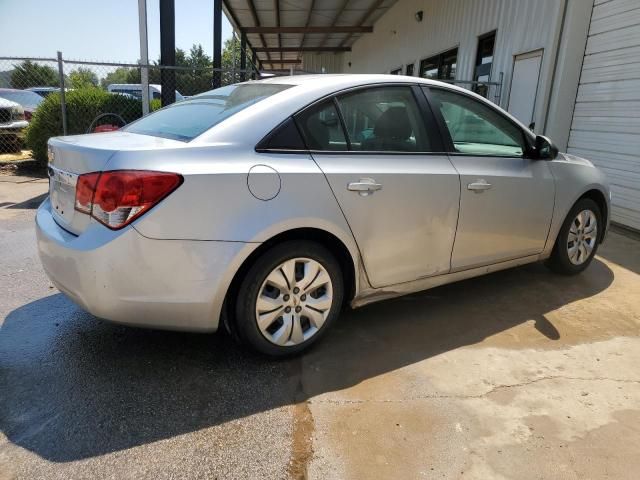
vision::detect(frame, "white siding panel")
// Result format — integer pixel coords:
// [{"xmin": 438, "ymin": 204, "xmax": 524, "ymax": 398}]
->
[
  {"xmin": 588, "ymin": 6, "xmax": 640, "ymax": 35},
  {"xmin": 573, "ymin": 100, "xmax": 640, "ymax": 118},
  {"xmin": 568, "ymin": 0, "xmax": 640, "ymax": 230},
  {"xmin": 575, "ymin": 78, "xmax": 640, "ymax": 102},
  {"xmin": 571, "ymin": 115, "xmax": 640, "ymax": 135},
  {"xmin": 585, "ymin": 23, "xmax": 640, "ymax": 54},
  {"xmin": 592, "ymin": 0, "xmax": 640, "ymax": 21}
]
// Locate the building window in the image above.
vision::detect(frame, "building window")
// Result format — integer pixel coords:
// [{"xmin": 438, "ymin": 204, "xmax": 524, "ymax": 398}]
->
[
  {"xmin": 419, "ymin": 48, "xmax": 458, "ymax": 81},
  {"xmin": 405, "ymin": 63, "xmax": 414, "ymax": 76},
  {"xmin": 390, "ymin": 68, "xmax": 402, "ymax": 75},
  {"xmin": 473, "ymin": 31, "xmax": 496, "ymax": 97}
]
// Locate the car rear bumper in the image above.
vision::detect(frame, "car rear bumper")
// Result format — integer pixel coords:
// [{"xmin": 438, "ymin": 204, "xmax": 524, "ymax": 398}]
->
[{"xmin": 36, "ymin": 197, "xmax": 257, "ymax": 332}]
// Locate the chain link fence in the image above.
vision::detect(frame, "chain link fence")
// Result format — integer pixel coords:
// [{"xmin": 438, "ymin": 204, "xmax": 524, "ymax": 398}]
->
[{"xmin": 0, "ymin": 53, "xmax": 256, "ymax": 162}]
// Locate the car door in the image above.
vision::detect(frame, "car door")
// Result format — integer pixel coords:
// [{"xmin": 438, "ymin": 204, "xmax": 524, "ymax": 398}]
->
[
  {"xmin": 295, "ymin": 85, "xmax": 460, "ymax": 288},
  {"xmin": 424, "ymin": 86, "xmax": 555, "ymax": 271}
]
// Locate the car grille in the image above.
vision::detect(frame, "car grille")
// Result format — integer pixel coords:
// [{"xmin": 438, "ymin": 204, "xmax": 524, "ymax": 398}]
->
[{"xmin": 0, "ymin": 108, "xmax": 11, "ymax": 124}]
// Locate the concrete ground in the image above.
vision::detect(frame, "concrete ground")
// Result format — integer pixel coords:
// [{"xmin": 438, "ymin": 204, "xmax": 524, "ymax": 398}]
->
[{"xmin": 1, "ymin": 176, "xmax": 639, "ymax": 479}]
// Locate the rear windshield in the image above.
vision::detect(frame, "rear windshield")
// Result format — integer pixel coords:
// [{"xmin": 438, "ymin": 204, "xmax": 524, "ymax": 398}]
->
[{"xmin": 123, "ymin": 83, "xmax": 292, "ymax": 141}]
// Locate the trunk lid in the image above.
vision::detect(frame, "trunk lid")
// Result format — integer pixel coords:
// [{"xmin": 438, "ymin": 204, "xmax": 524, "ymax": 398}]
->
[{"xmin": 47, "ymin": 131, "xmax": 185, "ymax": 235}]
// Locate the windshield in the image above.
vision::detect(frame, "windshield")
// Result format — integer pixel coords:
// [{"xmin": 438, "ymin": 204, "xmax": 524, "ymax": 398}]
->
[
  {"xmin": 123, "ymin": 83, "xmax": 292, "ymax": 141},
  {"xmin": 0, "ymin": 90, "xmax": 44, "ymax": 110}
]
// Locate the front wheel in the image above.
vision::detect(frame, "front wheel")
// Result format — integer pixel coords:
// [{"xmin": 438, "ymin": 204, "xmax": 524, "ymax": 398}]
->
[
  {"xmin": 234, "ymin": 241, "xmax": 344, "ymax": 357},
  {"xmin": 546, "ymin": 198, "xmax": 602, "ymax": 275}
]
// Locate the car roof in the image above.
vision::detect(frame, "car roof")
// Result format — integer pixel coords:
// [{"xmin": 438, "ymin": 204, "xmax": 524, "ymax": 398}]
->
[
  {"xmin": 256, "ymin": 73, "xmax": 441, "ymax": 87},
  {"xmin": 250, "ymin": 73, "xmax": 484, "ymax": 103}
]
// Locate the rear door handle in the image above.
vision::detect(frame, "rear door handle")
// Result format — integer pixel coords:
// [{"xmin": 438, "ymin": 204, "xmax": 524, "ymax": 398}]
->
[
  {"xmin": 467, "ymin": 180, "xmax": 492, "ymax": 192},
  {"xmin": 348, "ymin": 178, "xmax": 382, "ymax": 196}
]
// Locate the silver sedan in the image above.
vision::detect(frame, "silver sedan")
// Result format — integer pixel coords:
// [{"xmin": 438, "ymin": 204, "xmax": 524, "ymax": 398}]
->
[{"xmin": 36, "ymin": 75, "xmax": 610, "ymax": 356}]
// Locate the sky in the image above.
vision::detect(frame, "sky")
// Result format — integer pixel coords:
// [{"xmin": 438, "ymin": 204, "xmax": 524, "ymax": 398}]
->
[{"xmin": 0, "ymin": 0, "xmax": 234, "ymax": 62}]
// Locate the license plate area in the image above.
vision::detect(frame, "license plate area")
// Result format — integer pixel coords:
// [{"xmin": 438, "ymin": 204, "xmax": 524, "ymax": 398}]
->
[{"xmin": 49, "ymin": 166, "xmax": 78, "ymax": 224}]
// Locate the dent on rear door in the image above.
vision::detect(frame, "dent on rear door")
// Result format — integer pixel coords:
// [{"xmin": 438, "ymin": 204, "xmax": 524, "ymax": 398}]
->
[{"xmin": 311, "ymin": 153, "xmax": 460, "ymax": 288}]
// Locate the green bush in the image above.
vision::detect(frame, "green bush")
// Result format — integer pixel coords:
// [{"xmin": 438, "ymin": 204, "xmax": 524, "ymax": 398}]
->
[{"xmin": 26, "ymin": 88, "xmax": 143, "ymax": 165}]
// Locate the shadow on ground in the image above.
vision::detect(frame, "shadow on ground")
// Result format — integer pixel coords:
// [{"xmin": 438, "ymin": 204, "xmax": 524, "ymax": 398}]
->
[
  {"xmin": 0, "ymin": 259, "xmax": 614, "ymax": 462},
  {"xmin": 5, "ymin": 192, "xmax": 48, "ymax": 209}
]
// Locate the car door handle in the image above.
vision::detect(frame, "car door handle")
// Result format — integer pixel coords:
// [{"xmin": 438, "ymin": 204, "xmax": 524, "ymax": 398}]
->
[
  {"xmin": 348, "ymin": 178, "xmax": 382, "ymax": 196},
  {"xmin": 467, "ymin": 180, "xmax": 492, "ymax": 192}
]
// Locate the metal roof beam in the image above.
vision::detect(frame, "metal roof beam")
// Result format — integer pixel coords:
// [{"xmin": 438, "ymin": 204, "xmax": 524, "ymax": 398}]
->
[
  {"xmin": 264, "ymin": 59, "xmax": 302, "ymax": 65},
  {"xmin": 243, "ymin": 26, "xmax": 373, "ymax": 34},
  {"xmin": 255, "ymin": 47, "xmax": 351, "ymax": 52}
]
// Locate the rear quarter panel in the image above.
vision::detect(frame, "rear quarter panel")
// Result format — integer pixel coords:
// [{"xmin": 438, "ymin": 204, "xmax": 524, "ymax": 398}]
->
[{"xmin": 113, "ymin": 146, "xmax": 361, "ymax": 264}]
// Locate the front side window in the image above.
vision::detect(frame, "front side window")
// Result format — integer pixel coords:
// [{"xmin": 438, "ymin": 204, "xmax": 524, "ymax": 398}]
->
[
  {"xmin": 336, "ymin": 86, "xmax": 432, "ymax": 152},
  {"xmin": 295, "ymin": 100, "xmax": 348, "ymax": 151},
  {"xmin": 429, "ymin": 88, "xmax": 525, "ymax": 157},
  {"xmin": 124, "ymin": 83, "xmax": 292, "ymax": 141}
]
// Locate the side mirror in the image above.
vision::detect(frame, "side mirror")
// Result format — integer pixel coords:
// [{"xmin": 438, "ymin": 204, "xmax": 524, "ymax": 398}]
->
[{"xmin": 534, "ymin": 135, "xmax": 559, "ymax": 160}]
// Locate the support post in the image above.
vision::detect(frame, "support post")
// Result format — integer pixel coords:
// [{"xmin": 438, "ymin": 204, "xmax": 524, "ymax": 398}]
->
[
  {"xmin": 240, "ymin": 31, "xmax": 247, "ymax": 81},
  {"xmin": 56, "ymin": 51, "xmax": 67, "ymax": 136},
  {"xmin": 138, "ymin": 0, "xmax": 150, "ymax": 115},
  {"xmin": 213, "ymin": 0, "xmax": 222, "ymax": 88},
  {"xmin": 159, "ymin": 0, "xmax": 176, "ymax": 106},
  {"xmin": 252, "ymin": 50, "xmax": 257, "ymax": 79}
]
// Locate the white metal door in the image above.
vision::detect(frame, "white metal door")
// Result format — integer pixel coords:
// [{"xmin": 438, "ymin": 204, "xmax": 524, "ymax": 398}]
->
[
  {"xmin": 568, "ymin": 0, "xmax": 640, "ymax": 231},
  {"xmin": 508, "ymin": 50, "xmax": 543, "ymax": 129}
]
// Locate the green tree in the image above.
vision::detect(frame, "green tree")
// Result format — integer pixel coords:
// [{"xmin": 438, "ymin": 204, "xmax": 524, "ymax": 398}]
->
[
  {"xmin": 101, "ymin": 67, "xmax": 134, "ymax": 88},
  {"xmin": 221, "ymin": 37, "xmax": 244, "ymax": 86},
  {"xmin": 10, "ymin": 60, "xmax": 59, "ymax": 89},
  {"xmin": 69, "ymin": 67, "xmax": 99, "ymax": 89}
]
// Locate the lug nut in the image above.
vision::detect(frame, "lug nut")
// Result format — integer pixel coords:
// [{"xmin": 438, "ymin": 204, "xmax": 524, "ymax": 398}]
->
[
  {"xmin": 285, "ymin": 306, "xmax": 292, "ymax": 313},
  {"xmin": 300, "ymin": 294, "xmax": 306, "ymax": 301},
  {"xmin": 295, "ymin": 306, "xmax": 302, "ymax": 313},
  {"xmin": 293, "ymin": 287, "xmax": 300, "ymax": 294},
  {"xmin": 283, "ymin": 294, "xmax": 290, "ymax": 301}
]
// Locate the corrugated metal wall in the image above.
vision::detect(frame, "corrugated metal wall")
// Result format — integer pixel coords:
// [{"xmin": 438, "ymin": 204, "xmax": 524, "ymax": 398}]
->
[
  {"xmin": 568, "ymin": 0, "xmax": 640, "ymax": 230},
  {"xmin": 342, "ymin": 0, "xmax": 564, "ymax": 130},
  {"xmin": 301, "ymin": 52, "xmax": 344, "ymax": 74}
]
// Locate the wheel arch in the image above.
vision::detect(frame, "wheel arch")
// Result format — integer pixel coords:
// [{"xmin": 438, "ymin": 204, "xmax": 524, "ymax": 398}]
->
[{"xmin": 221, "ymin": 227, "xmax": 359, "ymax": 337}]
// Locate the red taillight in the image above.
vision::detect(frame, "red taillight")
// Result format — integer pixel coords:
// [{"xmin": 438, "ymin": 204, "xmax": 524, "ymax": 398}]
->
[
  {"xmin": 74, "ymin": 172, "xmax": 100, "ymax": 213},
  {"xmin": 74, "ymin": 170, "xmax": 182, "ymax": 229}
]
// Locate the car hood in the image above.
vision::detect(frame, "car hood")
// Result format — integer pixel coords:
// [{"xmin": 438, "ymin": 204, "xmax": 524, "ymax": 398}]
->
[{"xmin": 0, "ymin": 97, "xmax": 20, "ymax": 108}]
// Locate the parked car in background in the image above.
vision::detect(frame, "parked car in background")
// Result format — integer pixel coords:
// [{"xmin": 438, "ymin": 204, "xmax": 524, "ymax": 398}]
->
[
  {"xmin": 37, "ymin": 75, "xmax": 610, "ymax": 356},
  {"xmin": 27, "ymin": 86, "xmax": 61, "ymax": 98},
  {"xmin": 106, "ymin": 84, "xmax": 184, "ymax": 101},
  {"xmin": 0, "ymin": 96, "xmax": 28, "ymax": 152},
  {"xmin": 0, "ymin": 88, "xmax": 44, "ymax": 121}
]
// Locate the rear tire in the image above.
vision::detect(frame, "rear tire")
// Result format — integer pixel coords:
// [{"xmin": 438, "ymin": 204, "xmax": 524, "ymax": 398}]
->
[
  {"xmin": 546, "ymin": 198, "xmax": 601, "ymax": 275},
  {"xmin": 234, "ymin": 240, "xmax": 343, "ymax": 357}
]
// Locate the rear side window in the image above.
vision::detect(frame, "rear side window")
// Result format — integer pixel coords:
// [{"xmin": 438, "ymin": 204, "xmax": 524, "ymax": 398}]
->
[
  {"xmin": 336, "ymin": 86, "xmax": 432, "ymax": 152},
  {"xmin": 295, "ymin": 100, "xmax": 348, "ymax": 151},
  {"xmin": 256, "ymin": 117, "xmax": 306, "ymax": 151},
  {"xmin": 124, "ymin": 83, "xmax": 292, "ymax": 141}
]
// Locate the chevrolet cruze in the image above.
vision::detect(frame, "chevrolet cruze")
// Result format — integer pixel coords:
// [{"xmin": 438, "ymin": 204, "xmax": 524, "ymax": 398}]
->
[{"xmin": 37, "ymin": 75, "xmax": 610, "ymax": 356}]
